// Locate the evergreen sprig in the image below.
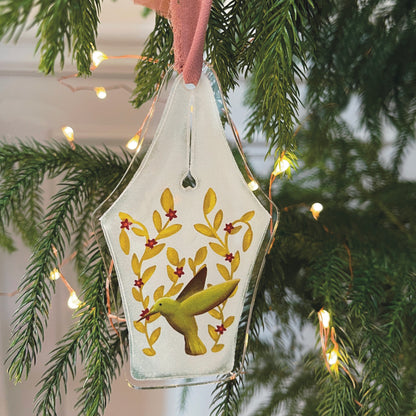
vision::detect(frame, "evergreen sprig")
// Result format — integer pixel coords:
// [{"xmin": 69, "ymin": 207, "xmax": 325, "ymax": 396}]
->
[
  {"xmin": 0, "ymin": 0, "xmax": 101, "ymax": 74},
  {"xmin": 3, "ymin": 141, "xmax": 131, "ymax": 383},
  {"xmin": 75, "ymin": 248, "xmax": 120, "ymax": 416}
]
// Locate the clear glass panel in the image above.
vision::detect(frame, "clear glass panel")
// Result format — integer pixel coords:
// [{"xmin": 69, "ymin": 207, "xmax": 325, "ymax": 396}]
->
[{"xmin": 93, "ymin": 65, "xmax": 278, "ymax": 389}]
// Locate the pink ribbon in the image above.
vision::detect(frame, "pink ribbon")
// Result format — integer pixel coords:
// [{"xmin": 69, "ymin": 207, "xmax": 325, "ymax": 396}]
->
[{"xmin": 134, "ymin": 0, "xmax": 213, "ymax": 85}]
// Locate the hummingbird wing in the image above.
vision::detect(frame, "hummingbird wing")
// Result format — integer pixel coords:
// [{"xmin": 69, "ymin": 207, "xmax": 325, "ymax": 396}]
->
[
  {"xmin": 176, "ymin": 266, "xmax": 207, "ymax": 303},
  {"xmin": 181, "ymin": 279, "xmax": 240, "ymax": 316}
]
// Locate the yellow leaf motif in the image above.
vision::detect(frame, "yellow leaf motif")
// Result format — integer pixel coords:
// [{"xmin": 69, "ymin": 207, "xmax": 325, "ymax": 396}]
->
[
  {"xmin": 203, "ymin": 188, "xmax": 217, "ymax": 215},
  {"xmin": 132, "ymin": 287, "xmax": 142, "ymax": 302},
  {"xmin": 194, "ymin": 246, "xmax": 207, "ymax": 265},
  {"xmin": 209, "ymin": 308, "xmax": 222, "ymax": 320},
  {"xmin": 167, "ymin": 265, "xmax": 177, "ymax": 282},
  {"xmin": 243, "ymin": 228, "xmax": 253, "ymax": 252},
  {"xmin": 213, "ymin": 209, "xmax": 223, "ymax": 231},
  {"xmin": 119, "ymin": 229, "xmax": 130, "ymax": 255},
  {"xmin": 209, "ymin": 242, "xmax": 227, "ymax": 257},
  {"xmin": 208, "ymin": 324, "xmax": 219, "ymax": 341},
  {"xmin": 240, "ymin": 210, "xmax": 255, "ymax": 222},
  {"xmin": 134, "ymin": 320, "xmax": 146, "ymax": 333},
  {"xmin": 194, "ymin": 223, "xmax": 214, "ymax": 237},
  {"xmin": 132, "ymin": 227, "xmax": 146, "ymax": 237},
  {"xmin": 153, "ymin": 285, "xmax": 165, "ymax": 301},
  {"xmin": 217, "ymin": 263, "xmax": 231, "ymax": 280},
  {"xmin": 161, "ymin": 188, "xmax": 174, "ymax": 213},
  {"xmin": 153, "ymin": 210, "xmax": 162, "ymax": 232},
  {"xmin": 157, "ymin": 224, "xmax": 182, "ymax": 239},
  {"xmin": 231, "ymin": 251, "xmax": 240, "ymax": 273},
  {"xmin": 188, "ymin": 258, "xmax": 196, "ymax": 274},
  {"xmin": 230, "ymin": 225, "xmax": 242, "ymax": 235},
  {"xmin": 224, "ymin": 316, "xmax": 235, "ymax": 328},
  {"xmin": 212, "ymin": 344, "xmax": 224, "ymax": 353},
  {"xmin": 131, "ymin": 254, "xmax": 140, "ymax": 275},
  {"xmin": 142, "ymin": 243, "xmax": 165, "ymax": 260},
  {"xmin": 119, "ymin": 212, "xmax": 134, "ymax": 222},
  {"xmin": 143, "ymin": 348, "xmax": 156, "ymax": 356},
  {"xmin": 167, "ymin": 247, "xmax": 179, "ymax": 266},
  {"xmin": 143, "ymin": 296, "xmax": 149, "ymax": 309},
  {"xmin": 165, "ymin": 283, "xmax": 183, "ymax": 297},
  {"xmin": 142, "ymin": 265, "xmax": 156, "ymax": 284},
  {"xmin": 150, "ymin": 327, "xmax": 161, "ymax": 346}
]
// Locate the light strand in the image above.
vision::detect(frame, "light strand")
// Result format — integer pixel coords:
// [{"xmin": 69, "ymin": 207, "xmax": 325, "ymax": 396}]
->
[
  {"xmin": 125, "ymin": 78, "xmax": 162, "ymax": 151},
  {"xmin": 58, "ymin": 50, "xmax": 159, "ymax": 151},
  {"xmin": 317, "ymin": 308, "xmax": 357, "ymax": 390},
  {"xmin": 51, "ymin": 245, "xmax": 82, "ymax": 309},
  {"xmin": 58, "ymin": 51, "xmax": 157, "ymax": 98}
]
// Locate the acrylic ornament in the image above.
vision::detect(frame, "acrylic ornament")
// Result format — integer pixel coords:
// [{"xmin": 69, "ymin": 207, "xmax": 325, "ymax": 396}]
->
[{"xmin": 99, "ymin": 68, "xmax": 277, "ymax": 387}]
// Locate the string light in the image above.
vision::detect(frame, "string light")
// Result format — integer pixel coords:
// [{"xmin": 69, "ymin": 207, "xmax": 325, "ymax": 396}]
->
[
  {"xmin": 310, "ymin": 202, "xmax": 324, "ymax": 220},
  {"xmin": 126, "ymin": 134, "xmax": 141, "ymax": 150},
  {"xmin": 272, "ymin": 158, "xmax": 290, "ymax": 176},
  {"xmin": 94, "ymin": 87, "xmax": 107, "ymax": 99},
  {"xmin": 67, "ymin": 291, "xmax": 82, "ymax": 309},
  {"xmin": 319, "ymin": 309, "xmax": 330, "ymax": 328},
  {"xmin": 49, "ymin": 268, "xmax": 61, "ymax": 281},
  {"xmin": 61, "ymin": 126, "xmax": 75, "ymax": 149},
  {"xmin": 327, "ymin": 350, "xmax": 338, "ymax": 366},
  {"xmin": 248, "ymin": 180, "xmax": 259, "ymax": 191},
  {"xmin": 124, "ymin": 79, "xmax": 161, "ymax": 151},
  {"xmin": 91, "ymin": 50, "xmax": 108, "ymax": 68},
  {"xmin": 62, "ymin": 126, "xmax": 74, "ymax": 141}
]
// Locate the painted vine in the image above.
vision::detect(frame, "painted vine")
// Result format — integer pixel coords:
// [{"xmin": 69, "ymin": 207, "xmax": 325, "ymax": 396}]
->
[{"xmin": 194, "ymin": 188, "xmax": 254, "ymax": 352}]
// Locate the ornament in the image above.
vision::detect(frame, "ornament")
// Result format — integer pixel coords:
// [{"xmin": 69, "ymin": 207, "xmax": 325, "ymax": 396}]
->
[{"xmin": 99, "ymin": 0, "xmax": 277, "ymax": 386}]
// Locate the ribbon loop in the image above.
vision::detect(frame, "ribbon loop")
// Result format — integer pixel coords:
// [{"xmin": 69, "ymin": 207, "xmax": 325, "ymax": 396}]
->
[{"xmin": 134, "ymin": 0, "xmax": 213, "ymax": 85}]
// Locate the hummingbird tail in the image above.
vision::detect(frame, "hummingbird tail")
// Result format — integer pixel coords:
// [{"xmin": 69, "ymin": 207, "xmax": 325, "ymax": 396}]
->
[{"xmin": 185, "ymin": 335, "xmax": 207, "ymax": 356}]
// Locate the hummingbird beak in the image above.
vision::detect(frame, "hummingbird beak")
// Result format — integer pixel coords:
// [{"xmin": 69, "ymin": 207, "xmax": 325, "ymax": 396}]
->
[{"xmin": 138, "ymin": 309, "xmax": 157, "ymax": 321}]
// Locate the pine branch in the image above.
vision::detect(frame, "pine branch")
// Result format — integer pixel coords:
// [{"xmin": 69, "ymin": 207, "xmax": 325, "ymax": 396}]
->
[
  {"xmin": 34, "ymin": 247, "xmax": 127, "ymax": 416},
  {"xmin": 4, "ymin": 142, "xmax": 130, "ymax": 382},
  {"xmin": 34, "ymin": 323, "xmax": 83, "ymax": 416},
  {"xmin": 0, "ymin": 140, "xmax": 130, "ymax": 248},
  {"xmin": 75, "ymin": 248, "xmax": 120, "ymax": 416},
  {"xmin": 210, "ymin": 376, "xmax": 242, "ymax": 416},
  {"xmin": 7, "ymin": 172, "xmax": 95, "ymax": 382},
  {"xmin": 359, "ymin": 325, "xmax": 401, "ymax": 415},
  {"xmin": 205, "ymin": 0, "xmax": 239, "ymax": 95},
  {"xmin": 317, "ymin": 368, "xmax": 359, "ymax": 416},
  {"xmin": 306, "ymin": 0, "xmax": 416, "ymax": 160},
  {"xmin": 0, "ymin": 0, "xmax": 102, "ymax": 75},
  {"xmin": 243, "ymin": 0, "xmax": 312, "ymax": 156},
  {"xmin": 131, "ymin": 15, "xmax": 173, "ymax": 108}
]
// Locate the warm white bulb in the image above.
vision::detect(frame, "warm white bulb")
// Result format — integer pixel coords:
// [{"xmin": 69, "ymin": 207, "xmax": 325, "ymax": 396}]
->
[
  {"xmin": 310, "ymin": 202, "xmax": 324, "ymax": 220},
  {"xmin": 49, "ymin": 268, "xmax": 61, "ymax": 281},
  {"xmin": 320, "ymin": 309, "xmax": 330, "ymax": 329},
  {"xmin": 94, "ymin": 87, "xmax": 107, "ymax": 99},
  {"xmin": 327, "ymin": 350, "xmax": 338, "ymax": 366},
  {"xmin": 62, "ymin": 126, "xmax": 74, "ymax": 141},
  {"xmin": 272, "ymin": 159, "xmax": 290, "ymax": 176},
  {"xmin": 311, "ymin": 202, "xmax": 323, "ymax": 213},
  {"xmin": 92, "ymin": 50, "xmax": 108, "ymax": 68},
  {"xmin": 248, "ymin": 180, "xmax": 259, "ymax": 191},
  {"xmin": 67, "ymin": 291, "xmax": 82, "ymax": 310},
  {"xmin": 126, "ymin": 135, "xmax": 140, "ymax": 150}
]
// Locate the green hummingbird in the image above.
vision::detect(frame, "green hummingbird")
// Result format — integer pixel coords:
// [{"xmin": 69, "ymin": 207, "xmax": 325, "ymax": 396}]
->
[{"xmin": 140, "ymin": 266, "xmax": 239, "ymax": 356}]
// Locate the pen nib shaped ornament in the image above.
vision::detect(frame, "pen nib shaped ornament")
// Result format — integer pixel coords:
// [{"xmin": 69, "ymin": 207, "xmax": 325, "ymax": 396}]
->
[{"xmin": 100, "ymin": 0, "xmax": 277, "ymax": 384}]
